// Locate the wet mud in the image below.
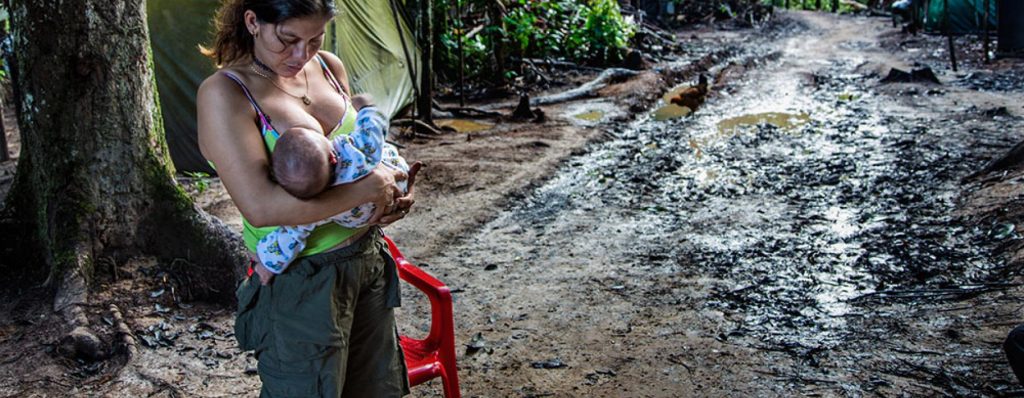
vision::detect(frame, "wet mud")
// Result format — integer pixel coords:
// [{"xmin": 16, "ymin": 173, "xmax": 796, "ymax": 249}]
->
[{"xmin": 403, "ymin": 11, "xmax": 1024, "ymax": 397}]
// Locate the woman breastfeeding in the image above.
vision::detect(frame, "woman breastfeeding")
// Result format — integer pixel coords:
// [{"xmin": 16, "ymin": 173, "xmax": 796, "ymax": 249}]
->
[{"xmin": 196, "ymin": 0, "xmax": 414, "ymax": 396}]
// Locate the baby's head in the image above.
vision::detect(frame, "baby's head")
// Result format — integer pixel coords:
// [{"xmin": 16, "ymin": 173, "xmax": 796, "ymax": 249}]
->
[{"xmin": 272, "ymin": 127, "xmax": 334, "ymax": 199}]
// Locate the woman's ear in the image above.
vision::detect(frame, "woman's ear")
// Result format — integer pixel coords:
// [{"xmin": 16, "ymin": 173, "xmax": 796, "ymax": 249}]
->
[{"xmin": 243, "ymin": 10, "xmax": 260, "ymax": 36}]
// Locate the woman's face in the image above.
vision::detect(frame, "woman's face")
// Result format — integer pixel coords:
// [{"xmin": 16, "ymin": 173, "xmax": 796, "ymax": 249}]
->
[{"xmin": 248, "ymin": 12, "xmax": 331, "ymax": 77}]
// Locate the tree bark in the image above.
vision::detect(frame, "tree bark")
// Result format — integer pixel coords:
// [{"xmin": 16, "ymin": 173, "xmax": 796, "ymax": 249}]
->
[{"xmin": 3, "ymin": 0, "xmax": 246, "ymax": 320}]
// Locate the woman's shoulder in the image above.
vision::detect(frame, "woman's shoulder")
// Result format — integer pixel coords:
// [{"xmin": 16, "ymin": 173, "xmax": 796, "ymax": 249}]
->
[
  {"xmin": 317, "ymin": 50, "xmax": 345, "ymax": 68},
  {"xmin": 197, "ymin": 67, "xmax": 254, "ymax": 108}
]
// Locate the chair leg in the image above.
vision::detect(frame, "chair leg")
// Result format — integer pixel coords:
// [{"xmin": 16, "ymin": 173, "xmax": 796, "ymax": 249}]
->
[{"xmin": 440, "ymin": 367, "xmax": 461, "ymax": 398}]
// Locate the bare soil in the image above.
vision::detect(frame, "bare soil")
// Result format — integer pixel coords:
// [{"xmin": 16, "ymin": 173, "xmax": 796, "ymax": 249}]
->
[{"xmin": 2, "ymin": 9, "xmax": 1024, "ymax": 398}]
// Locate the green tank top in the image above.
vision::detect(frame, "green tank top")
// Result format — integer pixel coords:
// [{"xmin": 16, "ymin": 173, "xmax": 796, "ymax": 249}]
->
[{"xmin": 222, "ymin": 55, "xmax": 362, "ymax": 256}]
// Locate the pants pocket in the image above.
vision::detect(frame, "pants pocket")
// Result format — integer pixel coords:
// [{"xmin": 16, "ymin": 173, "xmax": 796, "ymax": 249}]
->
[
  {"xmin": 259, "ymin": 363, "xmax": 320, "ymax": 397},
  {"xmin": 234, "ymin": 276, "xmax": 267, "ymax": 352},
  {"xmin": 269, "ymin": 265, "xmax": 345, "ymax": 362}
]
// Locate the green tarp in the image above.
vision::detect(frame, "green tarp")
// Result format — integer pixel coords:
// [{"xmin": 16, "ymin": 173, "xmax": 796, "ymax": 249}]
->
[
  {"xmin": 146, "ymin": 0, "xmax": 419, "ymax": 174},
  {"xmin": 922, "ymin": 0, "xmax": 998, "ymax": 34},
  {"xmin": 335, "ymin": 0, "xmax": 420, "ymax": 122}
]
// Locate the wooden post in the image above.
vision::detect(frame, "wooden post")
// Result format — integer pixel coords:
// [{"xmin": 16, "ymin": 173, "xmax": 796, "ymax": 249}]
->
[
  {"xmin": 785, "ymin": 0, "xmax": 790, "ymax": 9},
  {"xmin": 417, "ymin": 0, "xmax": 434, "ymax": 127},
  {"xmin": 945, "ymin": 0, "xmax": 958, "ymax": 71},
  {"xmin": 832, "ymin": 0, "xmax": 839, "ymax": 12},
  {"xmin": 816, "ymin": 0, "xmax": 822, "ymax": 10},
  {"xmin": 457, "ymin": 0, "xmax": 465, "ymax": 107},
  {"xmin": 983, "ymin": 0, "xmax": 991, "ymax": 63}
]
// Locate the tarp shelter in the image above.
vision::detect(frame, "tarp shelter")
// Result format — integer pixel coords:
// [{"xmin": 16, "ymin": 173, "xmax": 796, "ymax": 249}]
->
[
  {"xmin": 147, "ymin": 0, "xmax": 420, "ymax": 174},
  {"xmin": 920, "ymin": 0, "xmax": 998, "ymax": 34}
]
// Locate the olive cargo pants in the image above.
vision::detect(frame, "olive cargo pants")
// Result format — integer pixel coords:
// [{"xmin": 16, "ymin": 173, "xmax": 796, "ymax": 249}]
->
[{"xmin": 235, "ymin": 228, "xmax": 410, "ymax": 397}]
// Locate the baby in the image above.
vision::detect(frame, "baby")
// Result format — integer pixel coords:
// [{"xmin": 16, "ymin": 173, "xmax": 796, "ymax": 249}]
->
[{"xmin": 256, "ymin": 94, "xmax": 409, "ymax": 274}]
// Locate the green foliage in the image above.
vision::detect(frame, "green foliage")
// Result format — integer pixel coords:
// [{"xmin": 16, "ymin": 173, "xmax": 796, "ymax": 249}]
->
[
  {"xmin": 435, "ymin": 0, "xmax": 636, "ymax": 88},
  {"xmin": 501, "ymin": 0, "xmax": 634, "ymax": 65},
  {"xmin": 568, "ymin": 0, "xmax": 637, "ymax": 65},
  {"xmin": 764, "ymin": 0, "xmax": 866, "ymax": 13}
]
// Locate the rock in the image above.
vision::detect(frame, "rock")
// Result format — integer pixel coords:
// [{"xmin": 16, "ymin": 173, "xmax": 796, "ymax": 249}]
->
[
  {"xmin": 880, "ymin": 67, "xmax": 941, "ymax": 84},
  {"xmin": 530, "ymin": 358, "xmax": 567, "ymax": 369}
]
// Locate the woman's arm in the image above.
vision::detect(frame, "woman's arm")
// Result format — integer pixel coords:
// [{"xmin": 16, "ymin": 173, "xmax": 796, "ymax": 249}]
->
[
  {"xmin": 196, "ymin": 72, "xmax": 402, "ymax": 227},
  {"xmin": 318, "ymin": 51, "xmax": 420, "ymax": 224}
]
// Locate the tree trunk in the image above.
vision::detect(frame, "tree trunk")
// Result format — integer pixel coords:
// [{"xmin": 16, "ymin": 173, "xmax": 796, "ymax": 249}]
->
[
  {"xmin": 983, "ymin": 0, "xmax": 990, "ymax": 63},
  {"xmin": 417, "ymin": 0, "xmax": 434, "ymax": 128},
  {"xmin": 2, "ymin": 0, "xmax": 247, "ymax": 358},
  {"xmin": 944, "ymin": 0, "xmax": 958, "ymax": 71},
  {"xmin": 488, "ymin": 0, "xmax": 508, "ymax": 87},
  {"xmin": 0, "ymin": 95, "xmax": 8, "ymax": 162}
]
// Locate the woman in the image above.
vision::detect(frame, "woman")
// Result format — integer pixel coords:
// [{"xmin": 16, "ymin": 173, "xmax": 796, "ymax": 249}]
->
[{"xmin": 196, "ymin": 0, "xmax": 414, "ymax": 396}]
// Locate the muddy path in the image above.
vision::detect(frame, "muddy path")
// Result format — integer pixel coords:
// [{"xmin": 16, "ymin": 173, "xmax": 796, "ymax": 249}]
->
[
  {"xmin": 399, "ymin": 11, "xmax": 1024, "ymax": 397},
  {"xmin": 2, "ymin": 10, "xmax": 1023, "ymax": 398}
]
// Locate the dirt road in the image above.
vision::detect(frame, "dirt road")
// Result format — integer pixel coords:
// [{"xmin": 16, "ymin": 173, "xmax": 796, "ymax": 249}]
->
[
  {"xmin": 399, "ymin": 11, "xmax": 1024, "ymax": 397},
  {"xmin": 3, "ymin": 9, "xmax": 1024, "ymax": 398}
]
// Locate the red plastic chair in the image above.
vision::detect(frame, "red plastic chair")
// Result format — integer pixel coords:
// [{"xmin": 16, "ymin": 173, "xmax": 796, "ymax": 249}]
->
[{"xmin": 383, "ymin": 235, "xmax": 461, "ymax": 398}]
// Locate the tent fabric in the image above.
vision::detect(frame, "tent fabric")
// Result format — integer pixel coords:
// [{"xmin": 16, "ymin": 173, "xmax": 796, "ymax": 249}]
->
[
  {"xmin": 921, "ymin": 0, "xmax": 998, "ymax": 34},
  {"xmin": 334, "ymin": 0, "xmax": 420, "ymax": 119},
  {"xmin": 147, "ymin": 0, "xmax": 219, "ymax": 174},
  {"xmin": 147, "ymin": 0, "xmax": 419, "ymax": 174}
]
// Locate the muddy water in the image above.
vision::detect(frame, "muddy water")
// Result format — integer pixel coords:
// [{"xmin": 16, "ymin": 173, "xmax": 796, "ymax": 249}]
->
[
  {"xmin": 407, "ymin": 12, "xmax": 1024, "ymax": 397},
  {"xmin": 434, "ymin": 118, "xmax": 494, "ymax": 133}
]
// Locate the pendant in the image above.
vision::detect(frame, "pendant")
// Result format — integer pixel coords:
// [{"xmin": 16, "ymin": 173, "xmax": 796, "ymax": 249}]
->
[{"xmin": 302, "ymin": 96, "xmax": 312, "ymax": 106}]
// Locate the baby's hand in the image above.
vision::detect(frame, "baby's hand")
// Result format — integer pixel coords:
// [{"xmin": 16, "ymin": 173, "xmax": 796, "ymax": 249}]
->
[{"xmin": 351, "ymin": 94, "xmax": 375, "ymax": 111}]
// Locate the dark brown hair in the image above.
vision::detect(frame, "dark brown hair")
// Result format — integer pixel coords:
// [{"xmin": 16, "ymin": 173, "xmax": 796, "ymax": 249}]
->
[{"xmin": 200, "ymin": 0, "xmax": 336, "ymax": 67}]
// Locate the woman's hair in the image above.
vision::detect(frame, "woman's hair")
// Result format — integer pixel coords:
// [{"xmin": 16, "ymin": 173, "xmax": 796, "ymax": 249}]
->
[{"xmin": 200, "ymin": 0, "xmax": 336, "ymax": 67}]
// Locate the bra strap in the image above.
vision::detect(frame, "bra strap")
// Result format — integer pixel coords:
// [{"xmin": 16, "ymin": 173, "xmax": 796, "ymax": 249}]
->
[
  {"xmin": 315, "ymin": 54, "xmax": 348, "ymax": 99},
  {"xmin": 223, "ymin": 71, "xmax": 275, "ymax": 131}
]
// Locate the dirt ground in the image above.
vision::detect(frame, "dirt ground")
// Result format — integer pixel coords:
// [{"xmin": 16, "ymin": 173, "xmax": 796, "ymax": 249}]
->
[{"xmin": 2, "ymin": 9, "xmax": 1024, "ymax": 398}]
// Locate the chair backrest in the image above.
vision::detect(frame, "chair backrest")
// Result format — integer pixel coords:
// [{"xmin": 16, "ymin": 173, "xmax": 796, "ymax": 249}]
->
[{"xmin": 384, "ymin": 235, "xmax": 461, "ymax": 398}]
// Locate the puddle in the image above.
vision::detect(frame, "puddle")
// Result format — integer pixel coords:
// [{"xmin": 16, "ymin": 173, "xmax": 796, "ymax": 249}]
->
[
  {"xmin": 573, "ymin": 110, "xmax": 605, "ymax": 122},
  {"xmin": 434, "ymin": 119, "xmax": 493, "ymax": 133},
  {"xmin": 716, "ymin": 112, "xmax": 810, "ymax": 135},
  {"xmin": 652, "ymin": 104, "xmax": 692, "ymax": 121}
]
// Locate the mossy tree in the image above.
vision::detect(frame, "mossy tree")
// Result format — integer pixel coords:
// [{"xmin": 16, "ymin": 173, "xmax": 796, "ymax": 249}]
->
[{"xmin": 1, "ymin": 0, "xmax": 247, "ymax": 359}]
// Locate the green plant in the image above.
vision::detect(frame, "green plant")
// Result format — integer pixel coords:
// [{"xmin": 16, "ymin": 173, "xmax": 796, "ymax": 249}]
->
[
  {"xmin": 568, "ymin": 0, "xmax": 636, "ymax": 65},
  {"xmin": 436, "ymin": 0, "xmax": 637, "ymax": 90},
  {"xmin": 182, "ymin": 171, "xmax": 211, "ymax": 195}
]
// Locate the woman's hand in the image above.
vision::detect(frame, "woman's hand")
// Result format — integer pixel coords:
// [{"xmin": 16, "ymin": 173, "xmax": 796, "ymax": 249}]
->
[
  {"xmin": 253, "ymin": 262, "xmax": 275, "ymax": 285},
  {"xmin": 378, "ymin": 161, "xmax": 422, "ymax": 226},
  {"xmin": 364, "ymin": 165, "xmax": 408, "ymax": 225}
]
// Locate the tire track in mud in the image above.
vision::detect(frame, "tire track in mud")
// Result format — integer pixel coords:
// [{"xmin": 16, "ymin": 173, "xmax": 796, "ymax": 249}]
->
[{"xmin": 402, "ymin": 12, "xmax": 1024, "ymax": 397}]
